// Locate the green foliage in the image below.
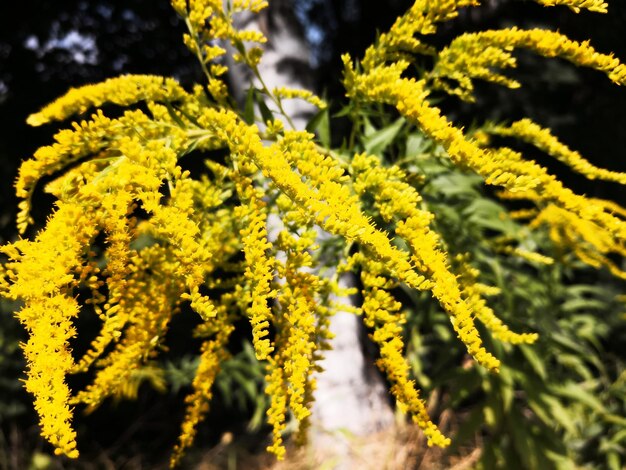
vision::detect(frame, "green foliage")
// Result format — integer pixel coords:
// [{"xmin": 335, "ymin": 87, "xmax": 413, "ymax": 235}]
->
[
  {"xmin": 385, "ymin": 124, "xmax": 626, "ymax": 469},
  {"xmin": 0, "ymin": 300, "xmax": 27, "ymax": 421},
  {"xmin": 213, "ymin": 342, "xmax": 269, "ymax": 432}
]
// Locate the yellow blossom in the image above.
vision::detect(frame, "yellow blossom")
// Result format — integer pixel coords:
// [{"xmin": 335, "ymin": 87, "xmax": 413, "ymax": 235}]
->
[
  {"xmin": 171, "ymin": 314, "xmax": 233, "ymax": 467},
  {"xmin": 352, "ymin": 153, "xmax": 501, "ymax": 371},
  {"xmin": 234, "ymin": 175, "xmax": 276, "ymax": 360},
  {"xmin": 535, "ymin": 0, "xmax": 607, "ymax": 13},
  {"xmin": 491, "ymin": 118, "xmax": 626, "ymax": 185},
  {"xmin": 272, "ymin": 87, "xmax": 327, "ymax": 110},
  {"xmin": 359, "ymin": 257, "xmax": 450, "ymax": 447},
  {"xmin": 27, "ymin": 75, "xmax": 187, "ymax": 126}
]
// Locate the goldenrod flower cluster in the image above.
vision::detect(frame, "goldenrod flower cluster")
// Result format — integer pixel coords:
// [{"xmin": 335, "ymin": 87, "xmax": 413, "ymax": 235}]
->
[
  {"xmin": 268, "ymin": 229, "xmax": 333, "ymax": 450},
  {"xmin": 171, "ymin": 313, "xmax": 233, "ymax": 467},
  {"xmin": 351, "ymin": 153, "xmax": 504, "ymax": 372},
  {"xmin": 530, "ymin": 204, "xmax": 626, "ymax": 280},
  {"xmin": 2, "ymin": 0, "xmax": 626, "ymax": 465},
  {"xmin": 536, "ymin": 0, "xmax": 607, "ymax": 13},
  {"xmin": 235, "ymin": 175, "xmax": 276, "ymax": 360},
  {"xmin": 357, "ymin": 254, "xmax": 451, "ymax": 447},
  {"xmin": 272, "ymin": 87, "xmax": 328, "ymax": 110},
  {"xmin": 344, "ymin": 0, "xmax": 626, "ymax": 281},
  {"xmin": 26, "ymin": 75, "xmax": 187, "ymax": 127},
  {"xmin": 491, "ymin": 119, "xmax": 626, "ymax": 184}
]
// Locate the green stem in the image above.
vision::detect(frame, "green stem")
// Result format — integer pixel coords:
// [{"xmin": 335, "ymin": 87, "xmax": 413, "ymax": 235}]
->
[
  {"xmin": 251, "ymin": 67, "xmax": 297, "ymax": 130},
  {"xmin": 184, "ymin": 18, "xmax": 213, "ymax": 85}
]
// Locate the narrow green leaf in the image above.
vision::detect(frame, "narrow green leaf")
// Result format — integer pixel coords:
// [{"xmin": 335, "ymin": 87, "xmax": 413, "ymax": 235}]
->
[
  {"xmin": 332, "ymin": 104, "xmax": 352, "ymax": 118},
  {"xmin": 306, "ymin": 107, "xmax": 331, "ymax": 148},
  {"xmin": 243, "ymin": 87, "xmax": 256, "ymax": 124},
  {"xmin": 183, "ymin": 138, "xmax": 200, "ymax": 156},
  {"xmin": 363, "ymin": 117, "xmax": 404, "ymax": 155},
  {"xmin": 216, "ymin": 378, "xmax": 233, "ymax": 407},
  {"xmin": 405, "ymin": 132, "xmax": 429, "ymax": 156},
  {"xmin": 561, "ymin": 298, "xmax": 608, "ymax": 313},
  {"xmin": 519, "ymin": 344, "xmax": 547, "ymax": 380},
  {"xmin": 248, "ymin": 395, "xmax": 267, "ymax": 431},
  {"xmin": 536, "ymin": 392, "xmax": 578, "ymax": 435},
  {"xmin": 607, "ymin": 451, "xmax": 621, "ymax": 470},
  {"xmin": 164, "ymin": 101, "xmax": 186, "ymax": 128},
  {"xmin": 508, "ymin": 409, "xmax": 535, "ymax": 470},
  {"xmin": 550, "ymin": 382, "xmax": 606, "ymax": 414},
  {"xmin": 256, "ymin": 93, "xmax": 274, "ymax": 123}
]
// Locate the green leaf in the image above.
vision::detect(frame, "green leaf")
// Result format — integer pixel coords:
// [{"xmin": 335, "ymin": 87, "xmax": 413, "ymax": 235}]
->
[
  {"xmin": 306, "ymin": 107, "xmax": 331, "ymax": 148},
  {"xmin": 550, "ymin": 382, "xmax": 606, "ymax": 414},
  {"xmin": 607, "ymin": 451, "xmax": 621, "ymax": 470},
  {"xmin": 551, "ymin": 332, "xmax": 583, "ymax": 353},
  {"xmin": 519, "ymin": 344, "xmax": 547, "ymax": 380},
  {"xmin": 255, "ymin": 93, "xmax": 274, "ymax": 123},
  {"xmin": 362, "ymin": 117, "xmax": 404, "ymax": 155},
  {"xmin": 543, "ymin": 448, "xmax": 578, "ymax": 470},
  {"xmin": 243, "ymin": 87, "xmax": 256, "ymax": 124},
  {"xmin": 561, "ymin": 298, "xmax": 608, "ymax": 313},
  {"xmin": 332, "ymin": 104, "xmax": 352, "ymax": 118},
  {"xmin": 164, "ymin": 101, "xmax": 186, "ymax": 128},
  {"xmin": 565, "ymin": 284, "xmax": 613, "ymax": 298},
  {"xmin": 532, "ymin": 392, "xmax": 578, "ymax": 435},
  {"xmin": 463, "ymin": 199, "xmax": 520, "ymax": 235},
  {"xmin": 554, "ymin": 353, "xmax": 593, "ymax": 381},
  {"xmin": 483, "ymin": 401, "xmax": 498, "ymax": 427},
  {"xmin": 405, "ymin": 132, "xmax": 429, "ymax": 157},
  {"xmin": 603, "ymin": 413, "xmax": 626, "ymax": 427},
  {"xmin": 499, "ymin": 377, "xmax": 514, "ymax": 413},
  {"xmin": 362, "ymin": 116, "xmax": 376, "ymax": 137},
  {"xmin": 430, "ymin": 172, "xmax": 481, "ymax": 198},
  {"xmin": 216, "ymin": 378, "xmax": 233, "ymax": 407},
  {"xmin": 508, "ymin": 409, "xmax": 536, "ymax": 470},
  {"xmin": 248, "ymin": 394, "xmax": 267, "ymax": 431}
]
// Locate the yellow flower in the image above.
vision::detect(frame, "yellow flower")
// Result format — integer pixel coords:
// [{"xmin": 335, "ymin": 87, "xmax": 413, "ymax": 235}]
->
[
  {"xmin": 171, "ymin": 314, "xmax": 233, "ymax": 467},
  {"xmin": 535, "ymin": 0, "xmax": 607, "ymax": 13},
  {"xmin": 352, "ymin": 153, "xmax": 501, "ymax": 371},
  {"xmin": 1, "ymin": 202, "xmax": 101, "ymax": 458},
  {"xmin": 272, "ymin": 87, "xmax": 327, "ymax": 110},
  {"xmin": 234, "ymin": 174, "xmax": 276, "ymax": 360},
  {"xmin": 359, "ymin": 257, "xmax": 451, "ymax": 448},
  {"xmin": 491, "ymin": 118, "xmax": 626, "ymax": 184},
  {"xmin": 5, "ymin": 0, "xmax": 626, "ymax": 463},
  {"xmin": 265, "ymin": 358, "xmax": 288, "ymax": 460},
  {"xmin": 27, "ymin": 75, "xmax": 187, "ymax": 126}
]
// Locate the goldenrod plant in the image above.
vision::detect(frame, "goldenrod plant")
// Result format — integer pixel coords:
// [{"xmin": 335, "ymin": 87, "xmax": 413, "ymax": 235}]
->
[
  {"xmin": 396, "ymin": 133, "xmax": 626, "ymax": 468},
  {"xmin": 1, "ymin": 0, "xmax": 625, "ymax": 466}
]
